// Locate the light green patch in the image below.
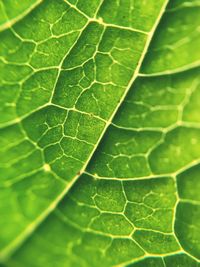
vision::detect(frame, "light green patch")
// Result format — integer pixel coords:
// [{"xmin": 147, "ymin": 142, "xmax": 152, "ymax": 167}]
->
[
  {"xmin": 124, "ymin": 177, "xmax": 176, "ymax": 232},
  {"xmin": 133, "ymin": 230, "xmax": 180, "ymax": 254}
]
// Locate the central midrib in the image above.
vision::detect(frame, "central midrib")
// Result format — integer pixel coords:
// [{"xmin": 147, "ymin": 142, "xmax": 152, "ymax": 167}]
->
[{"xmin": 0, "ymin": 0, "xmax": 170, "ymax": 262}]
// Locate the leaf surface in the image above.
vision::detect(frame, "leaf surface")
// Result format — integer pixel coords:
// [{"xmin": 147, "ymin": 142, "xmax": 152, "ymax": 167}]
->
[
  {"xmin": 0, "ymin": 0, "xmax": 200, "ymax": 266},
  {"xmin": 0, "ymin": 0, "xmax": 42, "ymax": 31}
]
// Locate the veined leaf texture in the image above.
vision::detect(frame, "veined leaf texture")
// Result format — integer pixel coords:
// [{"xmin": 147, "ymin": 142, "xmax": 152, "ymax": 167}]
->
[{"xmin": 0, "ymin": 0, "xmax": 200, "ymax": 266}]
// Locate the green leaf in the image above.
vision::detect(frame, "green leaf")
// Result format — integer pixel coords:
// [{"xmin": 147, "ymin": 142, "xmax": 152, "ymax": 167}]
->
[
  {"xmin": 0, "ymin": 0, "xmax": 199, "ymax": 266},
  {"xmin": 0, "ymin": 0, "xmax": 42, "ymax": 31}
]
